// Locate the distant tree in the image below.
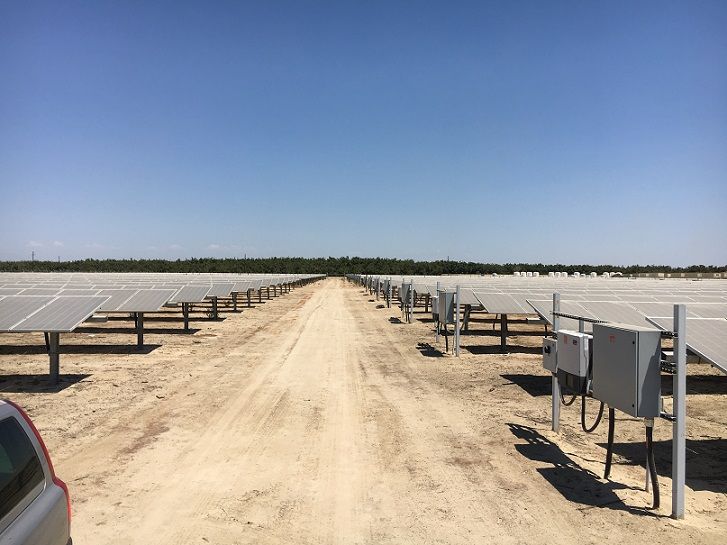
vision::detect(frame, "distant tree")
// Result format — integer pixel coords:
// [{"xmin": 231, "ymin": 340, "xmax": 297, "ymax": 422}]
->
[{"xmin": 0, "ymin": 257, "xmax": 724, "ymax": 275}]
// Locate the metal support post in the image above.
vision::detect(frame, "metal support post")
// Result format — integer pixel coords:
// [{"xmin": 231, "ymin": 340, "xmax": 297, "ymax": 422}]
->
[
  {"xmin": 410, "ymin": 279, "xmax": 415, "ymax": 323},
  {"xmin": 183, "ymin": 302, "xmax": 190, "ymax": 331},
  {"xmin": 435, "ymin": 282, "xmax": 440, "ymax": 343},
  {"xmin": 247, "ymin": 290, "xmax": 252, "ymax": 308},
  {"xmin": 212, "ymin": 297, "xmax": 218, "ymax": 320},
  {"xmin": 672, "ymin": 304, "xmax": 686, "ymax": 519},
  {"xmin": 500, "ymin": 313, "xmax": 508, "ymax": 352},
  {"xmin": 232, "ymin": 293, "xmax": 238, "ymax": 312},
  {"xmin": 48, "ymin": 332, "xmax": 60, "ymax": 384},
  {"xmin": 455, "ymin": 285, "xmax": 461, "ymax": 357},
  {"xmin": 645, "ymin": 418, "xmax": 653, "ymax": 493},
  {"xmin": 551, "ymin": 293, "xmax": 561, "ymax": 432},
  {"xmin": 137, "ymin": 312, "xmax": 144, "ymax": 346}
]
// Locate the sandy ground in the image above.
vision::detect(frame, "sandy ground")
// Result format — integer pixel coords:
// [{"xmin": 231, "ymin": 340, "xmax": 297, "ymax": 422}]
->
[{"xmin": 0, "ymin": 277, "xmax": 725, "ymax": 544}]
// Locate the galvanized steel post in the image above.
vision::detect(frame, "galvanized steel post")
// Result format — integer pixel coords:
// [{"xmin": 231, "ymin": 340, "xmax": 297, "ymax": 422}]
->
[
  {"xmin": 435, "ymin": 281, "xmax": 440, "ymax": 343},
  {"xmin": 551, "ymin": 292, "xmax": 561, "ymax": 432},
  {"xmin": 672, "ymin": 304, "xmax": 686, "ymax": 519},
  {"xmin": 455, "ymin": 285, "xmax": 461, "ymax": 356}
]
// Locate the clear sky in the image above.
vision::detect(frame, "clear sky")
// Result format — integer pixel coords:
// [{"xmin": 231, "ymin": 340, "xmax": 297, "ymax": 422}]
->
[{"xmin": 1, "ymin": 1, "xmax": 726, "ymax": 266}]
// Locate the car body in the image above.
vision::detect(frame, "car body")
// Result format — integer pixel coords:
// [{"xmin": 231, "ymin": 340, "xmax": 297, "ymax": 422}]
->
[{"xmin": 0, "ymin": 400, "xmax": 71, "ymax": 545}]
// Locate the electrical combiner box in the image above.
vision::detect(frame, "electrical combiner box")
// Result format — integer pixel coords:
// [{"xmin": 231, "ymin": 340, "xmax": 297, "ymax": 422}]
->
[
  {"xmin": 542, "ymin": 337, "xmax": 558, "ymax": 373},
  {"xmin": 400, "ymin": 283, "xmax": 411, "ymax": 304},
  {"xmin": 556, "ymin": 330, "xmax": 592, "ymax": 394},
  {"xmin": 592, "ymin": 323, "xmax": 662, "ymax": 418},
  {"xmin": 437, "ymin": 291, "xmax": 455, "ymax": 325},
  {"xmin": 431, "ymin": 295, "xmax": 439, "ymax": 320}
]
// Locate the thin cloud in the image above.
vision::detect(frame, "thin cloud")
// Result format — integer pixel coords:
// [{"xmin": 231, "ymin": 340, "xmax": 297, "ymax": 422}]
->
[
  {"xmin": 27, "ymin": 240, "xmax": 44, "ymax": 248},
  {"xmin": 52, "ymin": 240, "xmax": 64, "ymax": 247},
  {"xmin": 207, "ymin": 243, "xmax": 242, "ymax": 253}
]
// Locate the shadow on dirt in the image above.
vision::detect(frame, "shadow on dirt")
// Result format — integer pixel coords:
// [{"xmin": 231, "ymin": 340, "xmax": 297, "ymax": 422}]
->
[
  {"xmin": 508, "ymin": 423, "xmax": 662, "ymax": 517},
  {"xmin": 0, "ymin": 373, "xmax": 91, "ymax": 393}
]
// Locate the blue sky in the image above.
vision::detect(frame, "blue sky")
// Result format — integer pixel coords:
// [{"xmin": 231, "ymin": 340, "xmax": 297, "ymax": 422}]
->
[{"xmin": 1, "ymin": 1, "xmax": 725, "ymax": 265}]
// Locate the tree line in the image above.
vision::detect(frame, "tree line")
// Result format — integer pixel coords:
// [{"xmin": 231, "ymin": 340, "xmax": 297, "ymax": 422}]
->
[{"xmin": 0, "ymin": 257, "xmax": 724, "ymax": 276}]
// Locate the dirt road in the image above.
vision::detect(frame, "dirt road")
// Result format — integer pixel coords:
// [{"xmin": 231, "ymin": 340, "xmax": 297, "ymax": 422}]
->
[{"xmin": 2, "ymin": 278, "xmax": 725, "ymax": 543}]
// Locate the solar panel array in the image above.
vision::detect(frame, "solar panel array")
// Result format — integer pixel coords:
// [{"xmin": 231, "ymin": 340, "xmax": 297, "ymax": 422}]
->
[
  {"xmin": 0, "ymin": 273, "xmax": 324, "ymax": 334},
  {"xmin": 357, "ymin": 274, "xmax": 727, "ymax": 373}
]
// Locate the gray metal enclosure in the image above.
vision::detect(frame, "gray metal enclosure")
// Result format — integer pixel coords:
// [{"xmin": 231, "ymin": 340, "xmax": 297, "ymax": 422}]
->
[
  {"xmin": 592, "ymin": 323, "xmax": 662, "ymax": 418},
  {"xmin": 437, "ymin": 291, "xmax": 455, "ymax": 325}
]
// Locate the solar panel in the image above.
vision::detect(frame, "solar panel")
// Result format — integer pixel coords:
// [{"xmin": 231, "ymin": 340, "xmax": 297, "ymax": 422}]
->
[
  {"xmin": 413, "ymin": 283, "xmax": 437, "ymax": 295},
  {"xmin": 456, "ymin": 289, "xmax": 482, "ymax": 307},
  {"xmin": 0, "ymin": 296, "xmax": 55, "ymax": 331},
  {"xmin": 473, "ymin": 292, "xmax": 529, "ymax": 313},
  {"xmin": 58, "ymin": 288, "xmax": 101, "ymax": 296},
  {"xmin": 97, "ymin": 289, "xmax": 139, "ymax": 311},
  {"xmin": 19, "ymin": 288, "xmax": 61, "ymax": 296},
  {"xmin": 689, "ymin": 294, "xmax": 726, "ymax": 303},
  {"xmin": 206, "ymin": 283, "xmax": 234, "ymax": 298},
  {"xmin": 232, "ymin": 281, "xmax": 254, "ymax": 292},
  {"xmin": 578, "ymin": 301, "xmax": 652, "ymax": 327},
  {"xmin": 526, "ymin": 299, "xmax": 596, "ymax": 332},
  {"xmin": 171, "ymin": 285, "xmax": 210, "ymax": 303},
  {"xmin": 12, "ymin": 296, "xmax": 110, "ymax": 333},
  {"xmin": 687, "ymin": 295, "xmax": 726, "ymax": 303},
  {"xmin": 686, "ymin": 303, "xmax": 727, "ymax": 319},
  {"xmin": 156, "ymin": 283, "xmax": 185, "ymax": 290},
  {"xmin": 0, "ymin": 288, "xmax": 23, "ymax": 296},
  {"xmin": 628, "ymin": 302, "xmax": 684, "ymax": 318},
  {"xmin": 116, "ymin": 289, "xmax": 175, "ymax": 312},
  {"xmin": 647, "ymin": 317, "xmax": 727, "ymax": 374}
]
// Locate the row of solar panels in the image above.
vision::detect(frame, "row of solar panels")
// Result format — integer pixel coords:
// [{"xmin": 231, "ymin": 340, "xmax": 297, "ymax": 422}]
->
[
  {"xmin": 0, "ymin": 280, "xmax": 309, "ymax": 292},
  {"xmin": 360, "ymin": 275, "xmax": 727, "ymax": 376},
  {"xmin": 375, "ymin": 275, "xmax": 727, "ymax": 294},
  {"xmin": 0, "ymin": 274, "xmax": 324, "ymax": 334},
  {"xmin": 1, "ymin": 284, "xmax": 230, "ymax": 301},
  {"xmin": 0, "ymin": 273, "xmax": 313, "ymax": 286}
]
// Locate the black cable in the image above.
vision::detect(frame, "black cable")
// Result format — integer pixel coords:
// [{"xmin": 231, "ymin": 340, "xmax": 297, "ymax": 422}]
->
[
  {"xmin": 560, "ymin": 392, "xmax": 577, "ymax": 406},
  {"xmin": 581, "ymin": 395, "xmax": 605, "ymax": 433},
  {"xmin": 604, "ymin": 407, "xmax": 615, "ymax": 479},
  {"xmin": 444, "ymin": 324, "xmax": 449, "ymax": 352},
  {"xmin": 646, "ymin": 425, "xmax": 660, "ymax": 509}
]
